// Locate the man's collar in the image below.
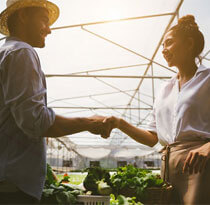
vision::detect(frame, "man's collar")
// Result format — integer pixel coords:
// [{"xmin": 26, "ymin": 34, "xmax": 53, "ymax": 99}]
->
[{"xmin": 6, "ymin": 36, "xmax": 22, "ymax": 42}]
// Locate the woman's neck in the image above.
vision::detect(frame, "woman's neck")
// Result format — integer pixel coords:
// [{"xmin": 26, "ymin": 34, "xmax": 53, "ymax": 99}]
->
[
  {"xmin": 177, "ymin": 61, "xmax": 198, "ymax": 82},
  {"xmin": 176, "ymin": 61, "xmax": 198, "ymax": 91}
]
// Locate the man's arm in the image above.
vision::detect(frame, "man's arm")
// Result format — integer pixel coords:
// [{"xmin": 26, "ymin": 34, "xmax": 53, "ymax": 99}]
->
[
  {"xmin": 43, "ymin": 115, "xmax": 111, "ymax": 138},
  {"xmin": 2, "ymin": 49, "xmax": 111, "ymax": 139}
]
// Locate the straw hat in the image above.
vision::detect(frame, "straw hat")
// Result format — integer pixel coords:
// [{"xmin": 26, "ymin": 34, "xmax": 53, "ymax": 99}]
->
[{"xmin": 0, "ymin": 0, "xmax": 59, "ymax": 36}]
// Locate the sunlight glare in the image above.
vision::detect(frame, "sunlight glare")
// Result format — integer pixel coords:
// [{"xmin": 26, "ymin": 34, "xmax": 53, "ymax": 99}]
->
[{"xmin": 106, "ymin": 7, "xmax": 123, "ymax": 20}]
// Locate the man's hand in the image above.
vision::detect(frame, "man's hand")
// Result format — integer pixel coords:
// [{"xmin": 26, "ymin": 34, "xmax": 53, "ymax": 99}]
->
[
  {"xmin": 87, "ymin": 115, "xmax": 114, "ymax": 138},
  {"xmin": 183, "ymin": 142, "xmax": 210, "ymax": 174},
  {"xmin": 100, "ymin": 116, "xmax": 121, "ymax": 139}
]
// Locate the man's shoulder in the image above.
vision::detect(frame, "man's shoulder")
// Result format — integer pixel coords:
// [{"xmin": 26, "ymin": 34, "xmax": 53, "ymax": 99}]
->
[
  {"xmin": 0, "ymin": 38, "xmax": 38, "ymax": 64},
  {"xmin": 1, "ymin": 38, "xmax": 35, "ymax": 57},
  {"xmin": 3, "ymin": 38, "xmax": 33, "ymax": 50}
]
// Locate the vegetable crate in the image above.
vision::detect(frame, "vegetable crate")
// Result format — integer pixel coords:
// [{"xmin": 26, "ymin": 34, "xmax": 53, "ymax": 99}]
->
[
  {"xmin": 77, "ymin": 195, "xmax": 110, "ymax": 205},
  {"xmin": 144, "ymin": 185, "xmax": 173, "ymax": 204}
]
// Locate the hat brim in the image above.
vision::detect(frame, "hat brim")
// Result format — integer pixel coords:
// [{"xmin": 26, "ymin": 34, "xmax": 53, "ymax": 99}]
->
[{"xmin": 0, "ymin": 0, "xmax": 59, "ymax": 36}]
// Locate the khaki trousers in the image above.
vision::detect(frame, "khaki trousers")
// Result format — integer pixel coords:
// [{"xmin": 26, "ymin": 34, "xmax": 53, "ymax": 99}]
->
[{"xmin": 161, "ymin": 138, "xmax": 210, "ymax": 205}]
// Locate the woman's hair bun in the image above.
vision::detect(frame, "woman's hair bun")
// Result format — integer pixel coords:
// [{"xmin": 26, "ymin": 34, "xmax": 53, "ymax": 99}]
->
[
  {"xmin": 169, "ymin": 14, "xmax": 205, "ymax": 61},
  {"xmin": 178, "ymin": 15, "xmax": 199, "ymax": 31}
]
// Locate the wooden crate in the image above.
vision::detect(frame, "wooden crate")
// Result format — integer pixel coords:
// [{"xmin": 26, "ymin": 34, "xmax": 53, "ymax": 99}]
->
[
  {"xmin": 144, "ymin": 185, "xmax": 173, "ymax": 204},
  {"xmin": 77, "ymin": 195, "xmax": 110, "ymax": 205}
]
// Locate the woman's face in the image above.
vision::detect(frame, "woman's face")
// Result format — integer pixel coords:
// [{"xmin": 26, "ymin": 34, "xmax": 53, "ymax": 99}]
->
[{"xmin": 162, "ymin": 30, "xmax": 190, "ymax": 68}]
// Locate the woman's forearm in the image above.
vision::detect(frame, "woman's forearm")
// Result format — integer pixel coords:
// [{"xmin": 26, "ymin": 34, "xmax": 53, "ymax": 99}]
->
[{"xmin": 118, "ymin": 118, "xmax": 158, "ymax": 147}]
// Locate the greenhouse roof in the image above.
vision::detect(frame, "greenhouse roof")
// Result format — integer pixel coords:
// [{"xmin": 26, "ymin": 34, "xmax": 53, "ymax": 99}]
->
[{"xmin": 0, "ymin": 0, "xmax": 209, "ymax": 158}]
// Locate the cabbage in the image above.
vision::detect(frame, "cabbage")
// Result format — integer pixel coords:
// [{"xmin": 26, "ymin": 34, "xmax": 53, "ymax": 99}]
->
[{"xmin": 97, "ymin": 179, "xmax": 113, "ymax": 195}]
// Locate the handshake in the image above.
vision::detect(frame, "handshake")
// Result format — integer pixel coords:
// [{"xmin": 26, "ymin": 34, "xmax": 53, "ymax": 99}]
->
[{"xmin": 87, "ymin": 115, "xmax": 121, "ymax": 139}]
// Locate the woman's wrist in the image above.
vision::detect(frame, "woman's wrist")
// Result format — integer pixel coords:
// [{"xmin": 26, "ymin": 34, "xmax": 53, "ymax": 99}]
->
[
  {"xmin": 117, "ymin": 117, "xmax": 125, "ymax": 130},
  {"xmin": 109, "ymin": 116, "xmax": 122, "ymax": 129}
]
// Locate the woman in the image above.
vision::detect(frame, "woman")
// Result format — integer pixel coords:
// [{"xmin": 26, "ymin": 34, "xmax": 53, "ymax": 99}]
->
[{"xmin": 105, "ymin": 15, "xmax": 210, "ymax": 204}]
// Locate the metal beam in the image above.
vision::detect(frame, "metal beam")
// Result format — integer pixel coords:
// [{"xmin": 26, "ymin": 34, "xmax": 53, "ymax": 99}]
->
[
  {"xmin": 125, "ymin": 0, "xmax": 184, "ymax": 111},
  {"xmin": 69, "ymin": 63, "xmax": 149, "ymax": 75},
  {"xmin": 111, "ymin": 0, "xmax": 184, "ymax": 146},
  {"xmin": 95, "ymin": 78, "xmax": 153, "ymax": 107},
  {"xmin": 45, "ymin": 74, "xmax": 171, "ymax": 79},
  {"xmin": 81, "ymin": 26, "xmax": 175, "ymax": 73},
  {"xmin": 51, "ymin": 106, "xmax": 152, "ymax": 110},
  {"xmin": 47, "ymin": 89, "xmax": 153, "ymax": 105},
  {"xmin": 51, "ymin": 12, "xmax": 175, "ymax": 31}
]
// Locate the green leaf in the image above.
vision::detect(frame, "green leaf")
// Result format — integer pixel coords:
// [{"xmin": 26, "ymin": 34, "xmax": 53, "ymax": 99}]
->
[
  {"xmin": 56, "ymin": 192, "xmax": 68, "ymax": 204},
  {"xmin": 42, "ymin": 188, "xmax": 54, "ymax": 197},
  {"xmin": 55, "ymin": 191, "xmax": 77, "ymax": 204},
  {"xmin": 46, "ymin": 163, "xmax": 57, "ymax": 185},
  {"xmin": 83, "ymin": 166, "xmax": 111, "ymax": 194},
  {"xmin": 117, "ymin": 195, "xmax": 129, "ymax": 205}
]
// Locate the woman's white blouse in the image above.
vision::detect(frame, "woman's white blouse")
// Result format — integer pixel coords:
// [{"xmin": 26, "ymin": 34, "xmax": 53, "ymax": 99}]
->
[{"xmin": 147, "ymin": 65, "xmax": 210, "ymax": 146}]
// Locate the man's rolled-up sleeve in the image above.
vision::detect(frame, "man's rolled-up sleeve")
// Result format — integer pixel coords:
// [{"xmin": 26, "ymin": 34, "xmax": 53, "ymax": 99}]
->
[{"xmin": 1, "ymin": 48, "xmax": 55, "ymax": 137}]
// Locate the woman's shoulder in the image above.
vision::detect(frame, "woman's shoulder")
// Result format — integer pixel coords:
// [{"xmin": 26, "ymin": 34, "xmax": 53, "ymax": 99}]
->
[
  {"xmin": 196, "ymin": 65, "xmax": 210, "ymax": 84},
  {"xmin": 197, "ymin": 64, "xmax": 210, "ymax": 74}
]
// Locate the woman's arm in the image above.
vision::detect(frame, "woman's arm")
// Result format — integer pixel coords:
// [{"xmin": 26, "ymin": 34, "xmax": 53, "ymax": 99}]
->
[{"xmin": 104, "ymin": 116, "xmax": 158, "ymax": 147}]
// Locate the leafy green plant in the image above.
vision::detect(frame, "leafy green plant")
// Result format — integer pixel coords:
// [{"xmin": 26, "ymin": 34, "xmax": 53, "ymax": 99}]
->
[
  {"xmin": 45, "ymin": 163, "xmax": 58, "ymax": 186},
  {"xmin": 97, "ymin": 179, "xmax": 113, "ymax": 195},
  {"xmin": 40, "ymin": 164, "xmax": 83, "ymax": 204},
  {"xmin": 111, "ymin": 165, "xmax": 163, "ymax": 201},
  {"xmin": 110, "ymin": 194, "xmax": 143, "ymax": 205},
  {"xmin": 83, "ymin": 166, "xmax": 112, "ymax": 195}
]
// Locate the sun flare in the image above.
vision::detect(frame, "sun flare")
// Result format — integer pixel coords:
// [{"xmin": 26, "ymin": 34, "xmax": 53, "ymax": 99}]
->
[{"xmin": 106, "ymin": 8, "xmax": 123, "ymax": 20}]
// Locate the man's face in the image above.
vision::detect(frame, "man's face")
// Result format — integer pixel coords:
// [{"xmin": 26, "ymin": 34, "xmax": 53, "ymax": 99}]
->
[{"xmin": 24, "ymin": 7, "xmax": 51, "ymax": 48}]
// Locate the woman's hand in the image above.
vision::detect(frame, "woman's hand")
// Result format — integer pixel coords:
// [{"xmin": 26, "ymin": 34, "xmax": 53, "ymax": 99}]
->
[
  {"xmin": 183, "ymin": 142, "xmax": 210, "ymax": 174},
  {"xmin": 104, "ymin": 116, "xmax": 121, "ymax": 128},
  {"xmin": 101, "ymin": 116, "xmax": 121, "ymax": 139}
]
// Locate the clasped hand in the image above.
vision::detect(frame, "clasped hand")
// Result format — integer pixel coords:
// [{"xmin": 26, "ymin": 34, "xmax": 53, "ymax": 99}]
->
[{"xmin": 87, "ymin": 115, "xmax": 119, "ymax": 138}]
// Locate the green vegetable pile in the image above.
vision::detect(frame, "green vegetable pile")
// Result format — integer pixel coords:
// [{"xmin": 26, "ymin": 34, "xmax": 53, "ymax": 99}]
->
[
  {"xmin": 110, "ymin": 165, "xmax": 163, "ymax": 202},
  {"xmin": 40, "ymin": 164, "xmax": 83, "ymax": 204},
  {"xmin": 83, "ymin": 165, "xmax": 165, "ymax": 203},
  {"xmin": 43, "ymin": 164, "xmax": 165, "ymax": 204},
  {"xmin": 110, "ymin": 194, "xmax": 143, "ymax": 205},
  {"xmin": 83, "ymin": 166, "xmax": 112, "ymax": 195}
]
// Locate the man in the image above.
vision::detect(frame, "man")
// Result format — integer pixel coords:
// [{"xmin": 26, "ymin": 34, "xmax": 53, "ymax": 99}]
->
[{"xmin": 0, "ymin": 0, "xmax": 111, "ymax": 203}]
